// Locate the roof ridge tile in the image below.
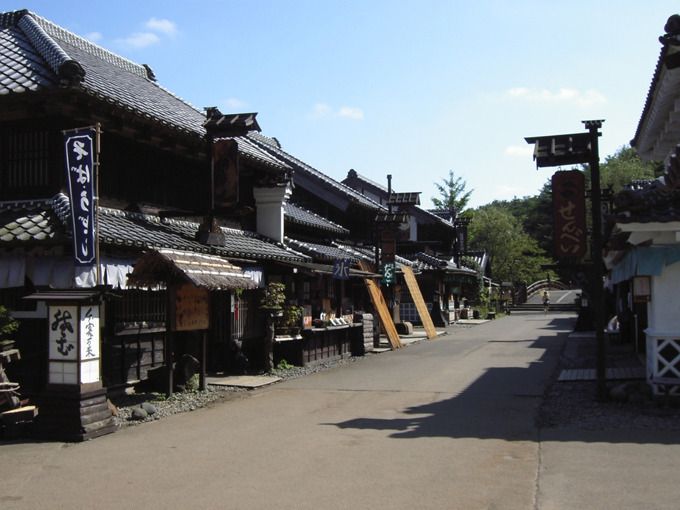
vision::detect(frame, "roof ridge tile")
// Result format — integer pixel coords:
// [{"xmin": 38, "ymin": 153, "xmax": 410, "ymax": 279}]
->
[
  {"xmin": 17, "ymin": 12, "xmax": 84, "ymax": 85},
  {"xmin": 28, "ymin": 11, "xmax": 149, "ymax": 79}
]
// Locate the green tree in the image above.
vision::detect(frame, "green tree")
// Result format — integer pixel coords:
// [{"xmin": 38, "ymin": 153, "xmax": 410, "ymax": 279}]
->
[
  {"xmin": 585, "ymin": 145, "xmax": 662, "ymax": 193},
  {"xmin": 468, "ymin": 205, "xmax": 554, "ymax": 285},
  {"xmin": 483, "ymin": 180, "xmax": 553, "ymax": 257},
  {"xmin": 431, "ymin": 170, "xmax": 473, "ymax": 215}
]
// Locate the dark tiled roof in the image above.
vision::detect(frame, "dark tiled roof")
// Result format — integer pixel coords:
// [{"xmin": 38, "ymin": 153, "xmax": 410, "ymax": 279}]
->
[
  {"xmin": 1, "ymin": 10, "xmax": 205, "ymax": 135},
  {"xmin": 1, "ymin": 194, "xmax": 308, "ymax": 263},
  {"xmin": 0, "ymin": 197, "xmax": 64, "ymax": 242},
  {"xmin": 331, "ymin": 242, "xmax": 413, "ymax": 267},
  {"xmin": 224, "ymin": 135, "xmax": 291, "ymax": 172},
  {"xmin": 284, "ymin": 202, "xmax": 349, "ymax": 235},
  {"xmin": 284, "ymin": 237, "xmax": 367, "ymax": 263},
  {"xmin": 98, "ymin": 207, "xmax": 307, "ymax": 262},
  {"xmin": 247, "ymin": 132, "xmax": 384, "ymax": 211},
  {"xmin": 409, "ymin": 252, "xmax": 476, "ymax": 275},
  {"xmin": 0, "ymin": 10, "xmax": 296, "ymax": 175},
  {"xmin": 0, "ymin": 17, "xmax": 57, "ymax": 93},
  {"xmin": 613, "ymin": 186, "xmax": 680, "ymax": 224},
  {"xmin": 344, "ymin": 169, "xmax": 454, "ymax": 229},
  {"xmin": 631, "ymin": 16, "xmax": 677, "ymax": 150}
]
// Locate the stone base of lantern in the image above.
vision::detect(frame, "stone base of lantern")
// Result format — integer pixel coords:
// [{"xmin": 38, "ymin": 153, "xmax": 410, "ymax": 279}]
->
[{"xmin": 35, "ymin": 383, "xmax": 116, "ymax": 441}]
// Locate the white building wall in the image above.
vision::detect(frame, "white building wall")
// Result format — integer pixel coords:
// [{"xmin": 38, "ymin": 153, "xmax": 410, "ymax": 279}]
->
[{"xmin": 649, "ymin": 261, "xmax": 680, "ymax": 333}]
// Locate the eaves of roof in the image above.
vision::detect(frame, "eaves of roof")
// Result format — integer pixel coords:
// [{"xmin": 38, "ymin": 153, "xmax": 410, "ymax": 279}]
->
[
  {"xmin": 284, "ymin": 202, "xmax": 349, "ymax": 235},
  {"xmin": 221, "ymin": 135, "xmax": 291, "ymax": 172},
  {"xmin": 631, "ymin": 16, "xmax": 680, "ymax": 159},
  {"xmin": 344, "ymin": 170, "xmax": 453, "ymax": 229},
  {"xmin": 1, "ymin": 10, "xmax": 205, "ymax": 137},
  {"xmin": 0, "ymin": 197, "xmax": 64, "ymax": 243},
  {"xmin": 246, "ymin": 132, "xmax": 384, "ymax": 211},
  {"xmin": 1, "ymin": 193, "xmax": 309, "ymax": 263},
  {"xmin": 284, "ymin": 237, "xmax": 365, "ymax": 263}
]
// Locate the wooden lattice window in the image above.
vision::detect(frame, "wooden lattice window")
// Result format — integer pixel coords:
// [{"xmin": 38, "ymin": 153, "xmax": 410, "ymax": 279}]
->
[{"xmin": 1, "ymin": 129, "xmax": 52, "ymax": 196}]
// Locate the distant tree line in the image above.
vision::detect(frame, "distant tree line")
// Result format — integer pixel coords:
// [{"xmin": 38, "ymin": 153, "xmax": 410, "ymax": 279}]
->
[{"xmin": 431, "ymin": 145, "xmax": 661, "ymax": 287}]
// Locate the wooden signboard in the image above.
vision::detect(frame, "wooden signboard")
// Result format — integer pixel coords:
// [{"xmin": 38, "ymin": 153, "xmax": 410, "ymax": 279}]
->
[
  {"xmin": 401, "ymin": 266, "xmax": 437, "ymax": 339},
  {"xmin": 170, "ymin": 284, "xmax": 210, "ymax": 331}
]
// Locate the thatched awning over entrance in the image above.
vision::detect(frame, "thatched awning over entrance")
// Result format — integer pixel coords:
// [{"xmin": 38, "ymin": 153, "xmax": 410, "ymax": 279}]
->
[{"xmin": 129, "ymin": 249, "xmax": 258, "ymax": 290}]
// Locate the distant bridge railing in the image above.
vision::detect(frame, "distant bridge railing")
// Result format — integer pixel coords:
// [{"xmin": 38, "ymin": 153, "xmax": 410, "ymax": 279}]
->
[{"xmin": 525, "ymin": 280, "xmax": 569, "ymax": 299}]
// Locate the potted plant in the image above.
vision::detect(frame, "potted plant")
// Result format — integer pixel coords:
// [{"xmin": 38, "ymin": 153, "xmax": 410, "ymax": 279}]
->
[
  {"xmin": 260, "ymin": 282, "xmax": 286, "ymax": 314},
  {"xmin": 280, "ymin": 305, "xmax": 303, "ymax": 335},
  {"xmin": 0, "ymin": 305, "xmax": 18, "ymax": 353}
]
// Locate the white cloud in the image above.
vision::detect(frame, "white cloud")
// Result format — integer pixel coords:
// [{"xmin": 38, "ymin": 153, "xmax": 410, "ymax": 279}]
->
[
  {"xmin": 145, "ymin": 18, "xmax": 177, "ymax": 37},
  {"xmin": 311, "ymin": 103, "xmax": 333, "ymax": 118},
  {"xmin": 84, "ymin": 32, "xmax": 103, "ymax": 43},
  {"xmin": 116, "ymin": 32, "xmax": 160, "ymax": 49},
  {"xmin": 506, "ymin": 87, "xmax": 606, "ymax": 107},
  {"xmin": 311, "ymin": 103, "xmax": 364, "ymax": 120},
  {"xmin": 222, "ymin": 97, "xmax": 248, "ymax": 110},
  {"xmin": 338, "ymin": 106, "xmax": 364, "ymax": 120},
  {"xmin": 505, "ymin": 145, "xmax": 535, "ymax": 157}
]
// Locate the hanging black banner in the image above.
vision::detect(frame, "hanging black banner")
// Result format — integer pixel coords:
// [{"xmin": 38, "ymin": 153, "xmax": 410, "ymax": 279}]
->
[{"xmin": 64, "ymin": 128, "xmax": 96, "ymax": 266}]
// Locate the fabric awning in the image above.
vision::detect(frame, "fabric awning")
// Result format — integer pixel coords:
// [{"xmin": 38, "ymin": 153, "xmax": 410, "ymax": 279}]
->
[
  {"xmin": 610, "ymin": 244, "xmax": 680, "ymax": 284},
  {"xmin": 128, "ymin": 249, "xmax": 257, "ymax": 290}
]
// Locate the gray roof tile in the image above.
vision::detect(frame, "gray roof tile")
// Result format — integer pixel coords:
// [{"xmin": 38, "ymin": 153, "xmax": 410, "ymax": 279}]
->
[
  {"xmin": 0, "ymin": 10, "xmax": 205, "ymax": 135},
  {"xmin": 0, "ymin": 198, "xmax": 63, "ymax": 243},
  {"xmin": 1, "ymin": 194, "xmax": 308, "ymax": 263},
  {"xmin": 284, "ymin": 237, "xmax": 369, "ymax": 263},
  {"xmin": 247, "ymin": 132, "xmax": 384, "ymax": 211},
  {"xmin": 284, "ymin": 202, "xmax": 349, "ymax": 235}
]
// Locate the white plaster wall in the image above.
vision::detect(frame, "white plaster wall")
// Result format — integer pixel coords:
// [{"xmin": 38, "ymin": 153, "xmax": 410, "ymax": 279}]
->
[
  {"xmin": 409, "ymin": 216, "xmax": 417, "ymax": 241},
  {"xmin": 649, "ymin": 261, "xmax": 680, "ymax": 332},
  {"xmin": 253, "ymin": 186, "xmax": 291, "ymax": 243}
]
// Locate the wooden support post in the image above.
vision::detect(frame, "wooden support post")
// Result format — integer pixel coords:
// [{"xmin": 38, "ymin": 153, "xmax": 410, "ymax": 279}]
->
[
  {"xmin": 165, "ymin": 330, "xmax": 174, "ymax": 396},
  {"xmin": 200, "ymin": 331, "xmax": 207, "ymax": 391}
]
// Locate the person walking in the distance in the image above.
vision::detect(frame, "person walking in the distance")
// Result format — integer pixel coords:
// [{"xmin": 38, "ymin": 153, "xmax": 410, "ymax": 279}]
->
[{"xmin": 542, "ymin": 290, "xmax": 550, "ymax": 313}]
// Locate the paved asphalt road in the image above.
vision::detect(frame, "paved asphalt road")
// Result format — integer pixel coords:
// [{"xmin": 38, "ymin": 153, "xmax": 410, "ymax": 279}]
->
[
  {"xmin": 526, "ymin": 289, "xmax": 580, "ymax": 305},
  {"xmin": 2, "ymin": 312, "xmax": 680, "ymax": 509}
]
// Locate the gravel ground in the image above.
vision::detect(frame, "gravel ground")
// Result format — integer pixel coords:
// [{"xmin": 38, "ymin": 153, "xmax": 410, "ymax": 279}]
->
[
  {"xmin": 111, "ymin": 355, "xmax": 368, "ymax": 428},
  {"xmin": 538, "ymin": 335, "xmax": 680, "ymax": 431},
  {"xmin": 539, "ymin": 379, "xmax": 680, "ymax": 431}
]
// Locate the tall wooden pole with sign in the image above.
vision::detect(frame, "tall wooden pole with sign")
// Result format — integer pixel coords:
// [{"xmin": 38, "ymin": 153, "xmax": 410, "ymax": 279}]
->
[
  {"xmin": 525, "ymin": 120, "xmax": 607, "ymax": 400},
  {"xmin": 584, "ymin": 120, "xmax": 607, "ymax": 400}
]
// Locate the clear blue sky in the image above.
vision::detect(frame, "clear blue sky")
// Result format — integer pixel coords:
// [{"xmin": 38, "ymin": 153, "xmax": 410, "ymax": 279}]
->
[{"xmin": 6, "ymin": 1, "xmax": 679, "ymax": 207}]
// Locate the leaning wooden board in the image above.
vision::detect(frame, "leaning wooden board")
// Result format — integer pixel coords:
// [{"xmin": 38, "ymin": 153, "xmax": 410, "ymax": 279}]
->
[
  {"xmin": 363, "ymin": 278, "xmax": 402, "ymax": 349},
  {"xmin": 401, "ymin": 265, "xmax": 438, "ymax": 339}
]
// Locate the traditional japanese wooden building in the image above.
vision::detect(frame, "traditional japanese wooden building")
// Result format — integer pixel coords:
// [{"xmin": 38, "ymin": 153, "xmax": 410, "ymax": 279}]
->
[
  {"xmin": 0, "ymin": 9, "xmax": 314, "ymax": 438},
  {"xmin": 342, "ymin": 169, "xmax": 478, "ymax": 323},
  {"xmin": 609, "ymin": 13, "xmax": 680, "ymax": 393}
]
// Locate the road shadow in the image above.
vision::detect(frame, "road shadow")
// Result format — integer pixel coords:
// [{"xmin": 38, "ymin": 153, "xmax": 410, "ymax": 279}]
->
[{"xmin": 328, "ymin": 318, "xmax": 680, "ymax": 445}]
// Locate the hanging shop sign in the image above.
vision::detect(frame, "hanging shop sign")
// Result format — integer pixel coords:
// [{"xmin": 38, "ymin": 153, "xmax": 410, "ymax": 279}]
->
[
  {"xmin": 552, "ymin": 170, "xmax": 587, "ymax": 259},
  {"xmin": 64, "ymin": 128, "xmax": 97, "ymax": 266},
  {"xmin": 332, "ymin": 259, "xmax": 351, "ymax": 280},
  {"xmin": 381, "ymin": 262, "xmax": 395, "ymax": 286},
  {"xmin": 212, "ymin": 139, "xmax": 239, "ymax": 209}
]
